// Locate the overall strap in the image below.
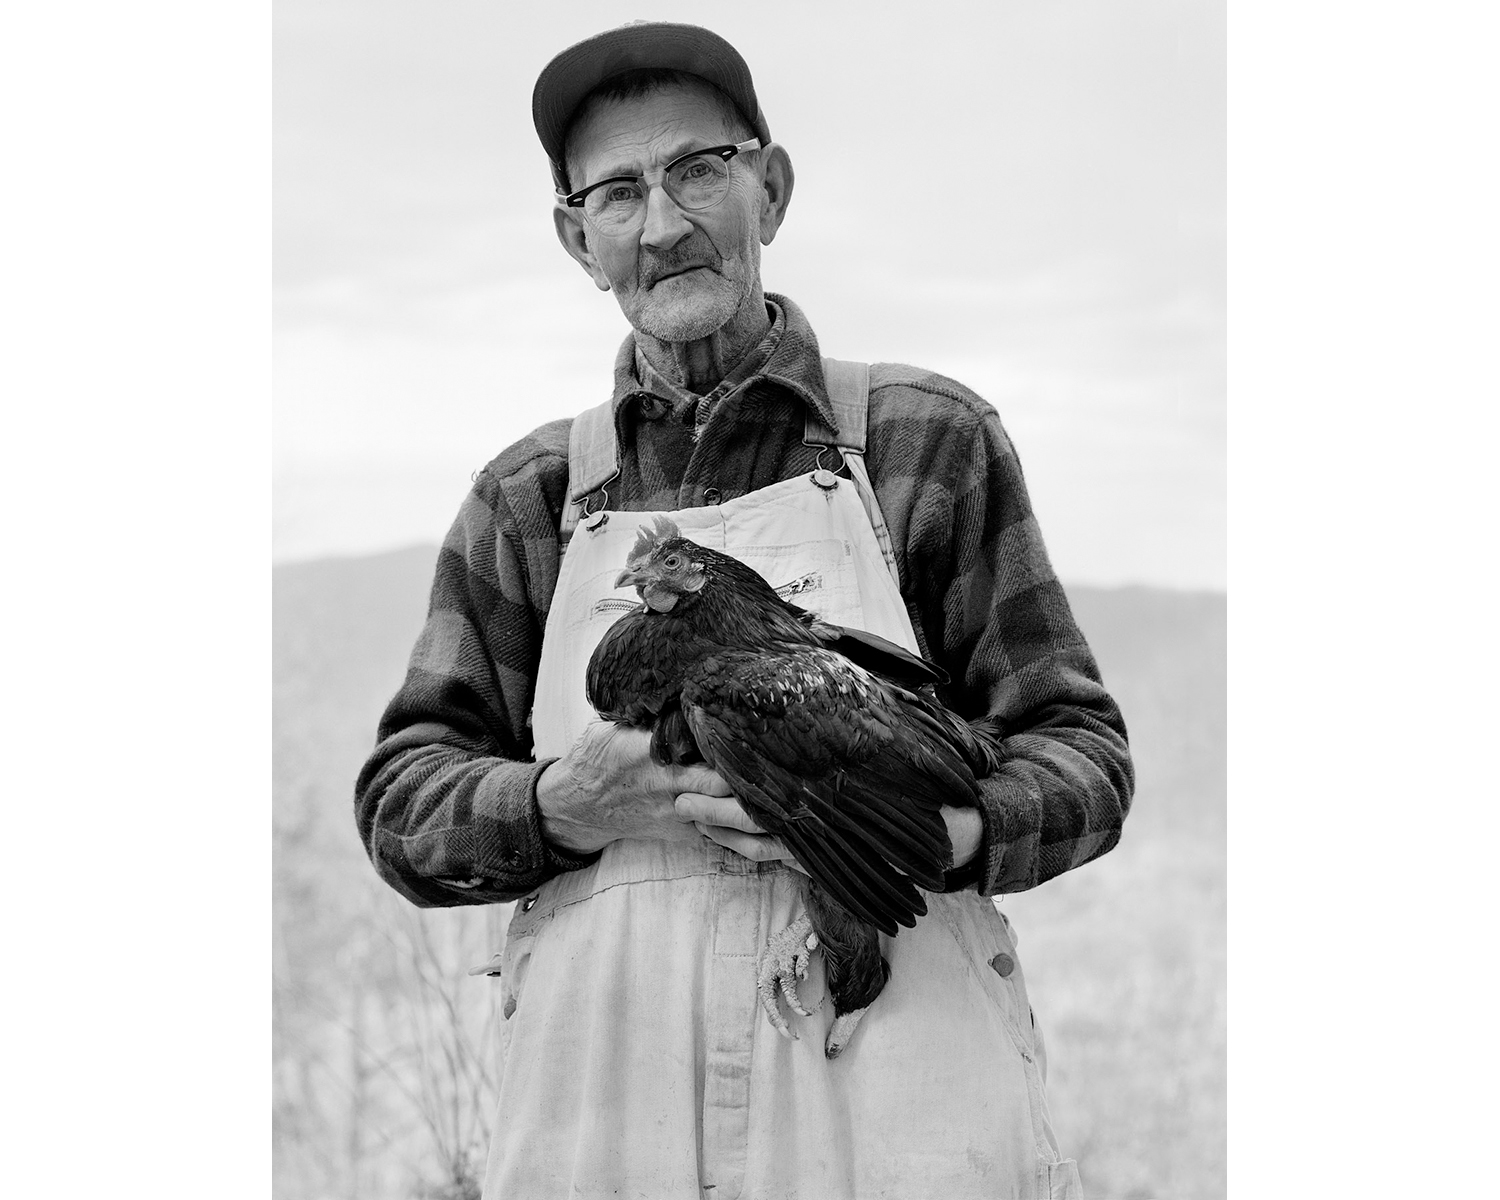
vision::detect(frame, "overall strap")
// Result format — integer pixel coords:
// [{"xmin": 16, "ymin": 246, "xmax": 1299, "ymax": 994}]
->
[
  {"xmin": 562, "ymin": 359, "xmax": 898, "ymax": 585},
  {"xmin": 807, "ymin": 358, "xmax": 903, "ymax": 591},
  {"xmin": 560, "ymin": 400, "xmax": 620, "ymax": 542},
  {"xmin": 805, "ymin": 358, "xmax": 870, "ymax": 452}
]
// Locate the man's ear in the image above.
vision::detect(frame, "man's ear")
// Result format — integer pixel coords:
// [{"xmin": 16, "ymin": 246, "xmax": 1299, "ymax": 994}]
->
[
  {"xmin": 757, "ymin": 144, "xmax": 795, "ymax": 245},
  {"xmin": 554, "ymin": 205, "xmax": 612, "ymax": 292}
]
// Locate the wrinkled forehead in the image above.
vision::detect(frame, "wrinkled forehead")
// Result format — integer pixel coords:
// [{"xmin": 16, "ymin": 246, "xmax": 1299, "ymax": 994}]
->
[{"xmin": 565, "ymin": 79, "xmax": 745, "ymax": 182}]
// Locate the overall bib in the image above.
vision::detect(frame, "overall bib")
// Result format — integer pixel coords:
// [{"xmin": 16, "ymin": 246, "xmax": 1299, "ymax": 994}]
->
[{"xmin": 481, "ymin": 362, "xmax": 1082, "ymax": 1200}]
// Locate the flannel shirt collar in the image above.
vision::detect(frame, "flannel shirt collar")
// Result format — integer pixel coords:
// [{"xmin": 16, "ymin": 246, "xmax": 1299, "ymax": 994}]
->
[{"xmin": 608, "ymin": 294, "xmax": 839, "ymax": 434}]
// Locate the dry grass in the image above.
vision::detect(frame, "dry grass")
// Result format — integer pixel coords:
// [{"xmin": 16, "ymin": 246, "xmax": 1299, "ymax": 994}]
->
[
  {"xmin": 1007, "ymin": 829, "xmax": 1225, "ymax": 1198},
  {"xmin": 1008, "ymin": 586, "xmax": 1227, "ymax": 1199}
]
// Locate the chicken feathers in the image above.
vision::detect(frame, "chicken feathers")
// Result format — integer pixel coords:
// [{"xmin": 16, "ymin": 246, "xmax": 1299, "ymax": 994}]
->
[{"xmin": 585, "ymin": 517, "xmax": 1004, "ymax": 1055}]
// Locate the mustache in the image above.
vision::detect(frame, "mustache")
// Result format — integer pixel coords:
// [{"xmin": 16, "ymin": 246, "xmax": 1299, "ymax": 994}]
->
[{"xmin": 639, "ymin": 242, "xmax": 723, "ymax": 287}]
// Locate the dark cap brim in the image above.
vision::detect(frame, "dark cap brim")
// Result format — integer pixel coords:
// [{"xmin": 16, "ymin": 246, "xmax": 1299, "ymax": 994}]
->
[{"xmin": 533, "ymin": 21, "xmax": 771, "ymax": 191}]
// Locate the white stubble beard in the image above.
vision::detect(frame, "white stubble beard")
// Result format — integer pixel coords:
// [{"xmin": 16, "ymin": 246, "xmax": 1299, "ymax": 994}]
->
[{"xmin": 625, "ymin": 215, "xmax": 763, "ymax": 346}]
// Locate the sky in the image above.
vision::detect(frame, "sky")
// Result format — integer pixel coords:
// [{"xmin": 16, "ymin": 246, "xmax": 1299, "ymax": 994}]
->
[{"xmin": 274, "ymin": 0, "xmax": 1225, "ymax": 589}]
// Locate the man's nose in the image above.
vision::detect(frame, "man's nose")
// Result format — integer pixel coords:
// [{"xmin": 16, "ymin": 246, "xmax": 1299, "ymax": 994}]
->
[{"xmin": 639, "ymin": 183, "xmax": 693, "ymax": 250}]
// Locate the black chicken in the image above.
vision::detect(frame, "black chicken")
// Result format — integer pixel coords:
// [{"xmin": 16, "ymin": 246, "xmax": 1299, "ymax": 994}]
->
[{"xmin": 586, "ymin": 516, "xmax": 1004, "ymax": 1057}]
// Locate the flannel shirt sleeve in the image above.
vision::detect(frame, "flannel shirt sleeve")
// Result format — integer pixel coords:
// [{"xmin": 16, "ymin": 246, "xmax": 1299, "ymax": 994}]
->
[
  {"xmin": 884, "ymin": 378, "xmax": 1135, "ymax": 896},
  {"xmin": 354, "ymin": 431, "xmax": 600, "ymax": 908}
]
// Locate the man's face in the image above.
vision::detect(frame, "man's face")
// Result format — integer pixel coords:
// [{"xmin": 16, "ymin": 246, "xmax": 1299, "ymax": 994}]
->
[{"xmin": 563, "ymin": 82, "xmax": 766, "ymax": 344}]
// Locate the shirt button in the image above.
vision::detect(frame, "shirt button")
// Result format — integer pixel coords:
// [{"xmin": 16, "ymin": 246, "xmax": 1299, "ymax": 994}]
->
[
  {"xmin": 703, "ymin": 487, "xmax": 721, "ymax": 505},
  {"xmin": 990, "ymin": 952, "xmax": 1015, "ymax": 978},
  {"xmin": 521, "ymin": 895, "xmax": 538, "ymax": 912}
]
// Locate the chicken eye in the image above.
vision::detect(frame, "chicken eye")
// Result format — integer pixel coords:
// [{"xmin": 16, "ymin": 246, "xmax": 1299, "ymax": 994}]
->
[{"xmin": 662, "ymin": 553, "xmax": 683, "ymax": 570}]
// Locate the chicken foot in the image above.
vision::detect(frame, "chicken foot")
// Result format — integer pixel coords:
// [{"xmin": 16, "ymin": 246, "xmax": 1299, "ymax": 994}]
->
[{"xmin": 756, "ymin": 913, "xmax": 821, "ymax": 1038}]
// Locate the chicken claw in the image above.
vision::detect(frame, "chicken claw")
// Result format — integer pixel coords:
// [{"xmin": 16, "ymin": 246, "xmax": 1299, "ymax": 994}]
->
[{"xmin": 757, "ymin": 914, "xmax": 820, "ymax": 1038}]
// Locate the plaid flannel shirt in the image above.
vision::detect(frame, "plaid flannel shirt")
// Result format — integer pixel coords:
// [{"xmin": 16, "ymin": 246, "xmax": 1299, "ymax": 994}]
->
[{"xmin": 355, "ymin": 295, "xmax": 1134, "ymax": 908}]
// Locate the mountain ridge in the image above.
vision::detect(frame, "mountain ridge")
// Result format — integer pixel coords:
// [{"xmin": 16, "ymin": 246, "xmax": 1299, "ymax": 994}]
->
[{"xmin": 272, "ymin": 543, "xmax": 1225, "ymax": 1199}]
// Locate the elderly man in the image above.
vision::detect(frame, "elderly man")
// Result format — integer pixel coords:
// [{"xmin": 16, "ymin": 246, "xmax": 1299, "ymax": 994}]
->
[{"xmin": 356, "ymin": 21, "xmax": 1132, "ymax": 1200}]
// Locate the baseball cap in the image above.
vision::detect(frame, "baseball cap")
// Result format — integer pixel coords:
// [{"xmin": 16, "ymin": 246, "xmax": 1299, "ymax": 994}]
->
[{"xmin": 532, "ymin": 21, "xmax": 772, "ymax": 192}]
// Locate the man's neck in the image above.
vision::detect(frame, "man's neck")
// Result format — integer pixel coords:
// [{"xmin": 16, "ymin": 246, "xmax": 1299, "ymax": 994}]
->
[{"xmin": 634, "ymin": 292, "xmax": 772, "ymax": 395}]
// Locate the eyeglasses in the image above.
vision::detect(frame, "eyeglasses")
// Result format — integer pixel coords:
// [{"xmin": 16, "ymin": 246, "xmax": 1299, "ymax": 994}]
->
[{"xmin": 561, "ymin": 138, "xmax": 762, "ymax": 236}]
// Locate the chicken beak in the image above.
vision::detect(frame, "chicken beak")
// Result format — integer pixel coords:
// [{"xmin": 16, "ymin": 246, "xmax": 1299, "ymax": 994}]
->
[{"xmin": 615, "ymin": 567, "xmax": 646, "ymax": 590}]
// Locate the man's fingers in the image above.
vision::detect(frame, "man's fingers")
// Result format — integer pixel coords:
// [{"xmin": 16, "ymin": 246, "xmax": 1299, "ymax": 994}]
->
[
  {"xmin": 695, "ymin": 822, "xmax": 779, "ymax": 860},
  {"xmin": 676, "ymin": 792, "xmax": 761, "ymax": 831},
  {"xmin": 694, "ymin": 823, "xmax": 808, "ymax": 875},
  {"xmin": 679, "ymin": 767, "xmax": 734, "ymax": 798},
  {"xmin": 676, "ymin": 795, "xmax": 809, "ymax": 876}
]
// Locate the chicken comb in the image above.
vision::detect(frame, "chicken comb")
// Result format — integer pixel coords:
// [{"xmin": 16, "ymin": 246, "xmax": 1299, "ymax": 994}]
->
[{"xmin": 627, "ymin": 515, "xmax": 683, "ymax": 565}]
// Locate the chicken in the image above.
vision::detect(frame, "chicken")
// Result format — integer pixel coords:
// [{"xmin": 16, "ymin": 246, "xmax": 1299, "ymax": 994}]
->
[{"xmin": 586, "ymin": 516, "xmax": 1004, "ymax": 1057}]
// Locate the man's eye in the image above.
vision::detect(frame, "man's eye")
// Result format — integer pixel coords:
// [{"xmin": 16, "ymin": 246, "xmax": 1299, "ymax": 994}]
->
[
  {"xmin": 602, "ymin": 182, "xmax": 643, "ymax": 204},
  {"xmin": 679, "ymin": 160, "xmax": 714, "ymax": 181}
]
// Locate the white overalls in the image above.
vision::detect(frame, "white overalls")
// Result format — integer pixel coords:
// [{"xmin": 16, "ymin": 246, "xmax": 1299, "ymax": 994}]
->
[{"xmin": 481, "ymin": 361, "xmax": 1082, "ymax": 1199}]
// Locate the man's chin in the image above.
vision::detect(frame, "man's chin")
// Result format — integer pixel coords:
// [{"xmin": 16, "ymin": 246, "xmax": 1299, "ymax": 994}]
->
[{"xmin": 631, "ymin": 281, "xmax": 740, "ymax": 343}]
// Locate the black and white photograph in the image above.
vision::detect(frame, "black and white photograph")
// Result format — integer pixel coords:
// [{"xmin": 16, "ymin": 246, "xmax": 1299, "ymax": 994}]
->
[
  {"xmin": 12, "ymin": 3, "xmax": 1499, "ymax": 1199},
  {"xmin": 273, "ymin": 4, "xmax": 1223, "ymax": 1198}
]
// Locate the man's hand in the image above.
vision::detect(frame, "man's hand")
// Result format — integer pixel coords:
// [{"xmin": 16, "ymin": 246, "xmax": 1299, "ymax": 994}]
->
[
  {"xmin": 536, "ymin": 721, "xmax": 732, "ymax": 854},
  {"xmin": 676, "ymin": 795, "xmax": 983, "ymax": 876},
  {"xmin": 537, "ymin": 720, "xmax": 985, "ymax": 875},
  {"xmin": 941, "ymin": 805, "xmax": 983, "ymax": 872},
  {"xmin": 675, "ymin": 792, "xmax": 808, "ymax": 873}
]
